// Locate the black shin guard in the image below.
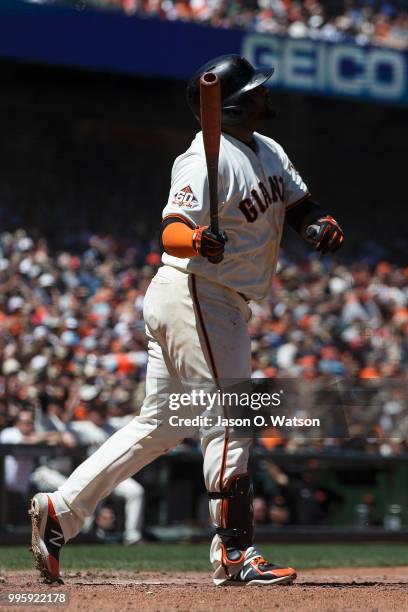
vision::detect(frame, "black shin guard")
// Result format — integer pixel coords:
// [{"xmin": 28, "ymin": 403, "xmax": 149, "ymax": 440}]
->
[{"xmin": 209, "ymin": 473, "xmax": 254, "ymax": 566}]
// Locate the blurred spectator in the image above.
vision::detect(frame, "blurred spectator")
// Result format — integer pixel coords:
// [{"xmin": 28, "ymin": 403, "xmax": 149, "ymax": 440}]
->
[
  {"xmin": 0, "ymin": 409, "xmax": 39, "ymax": 495},
  {"xmin": 354, "ymin": 492, "xmax": 382, "ymax": 527},
  {"xmin": 287, "ymin": 468, "xmax": 344, "ymax": 524},
  {"xmin": 0, "ymin": 408, "xmax": 74, "ymax": 524},
  {"xmin": 0, "ymin": 409, "xmax": 74, "ymax": 494},
  {"xmin": 93, "ymin": 505, "xmax": 122, "ymax": 543},
  {"xmin": 31, "ymin": 0, "xmax": 408, "ymax": 50},
  {"xmin": 269, "ymin": 494, "xmax": 290, "ymax": 525},
  {"xmin": 31, "ymin": 400, "xmax": 77, "ymax": 493},
  {"xmin": 69, "ymin": 404, "xmax": 145, "ymax": 545},
  {"xmin": 253, "ymin": 496, "xmax": 269, "ymax": 524}
]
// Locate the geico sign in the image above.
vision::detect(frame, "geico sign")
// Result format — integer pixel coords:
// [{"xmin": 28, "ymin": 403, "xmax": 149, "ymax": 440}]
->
[{"xmin": 243, "ymin": 34, "xmax": 406, "ymax": 100}]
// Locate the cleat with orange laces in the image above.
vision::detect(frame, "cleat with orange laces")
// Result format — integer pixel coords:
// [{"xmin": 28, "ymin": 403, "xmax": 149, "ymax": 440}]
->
[{"xmin": 227, "ymin": 547, "xmax": 297, "ymax": 586}]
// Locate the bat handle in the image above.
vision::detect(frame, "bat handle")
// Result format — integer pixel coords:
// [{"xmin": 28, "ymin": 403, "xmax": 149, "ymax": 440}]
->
[
  {"xmin": 305, "ymin": 224, "xmax": 320, "ymax": 243},
  {"xmin": 208, "ymin": 216, "xmax": 224, "ymax": 263},
  {"xmin": 209, "ymin": 178, "xmax": 219, "ymax": 235},
  {"xmin": 207, "ymin": 254, "xmax": 224, "ymax": 264}
]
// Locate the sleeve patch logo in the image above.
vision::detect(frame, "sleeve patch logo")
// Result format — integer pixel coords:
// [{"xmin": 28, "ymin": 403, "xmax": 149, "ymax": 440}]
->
[{"xmin": 172, "ymin": 185, "xmax": 198, "ymax": 209}]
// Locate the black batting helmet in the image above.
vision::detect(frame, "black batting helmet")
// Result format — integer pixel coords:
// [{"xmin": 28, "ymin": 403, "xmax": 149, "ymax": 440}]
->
[{"xmin": 186, "ymin": 54, "xmax": 275, "ymax": 126}]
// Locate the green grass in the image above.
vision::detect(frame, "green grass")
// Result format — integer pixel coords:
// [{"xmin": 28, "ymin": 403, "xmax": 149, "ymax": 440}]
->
[{"xmin": 0, "ymin": 543, "xmax": 407, "ymax": 572}]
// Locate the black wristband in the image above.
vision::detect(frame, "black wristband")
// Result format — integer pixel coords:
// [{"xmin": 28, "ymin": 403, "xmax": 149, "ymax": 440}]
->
[{"xmin": 286, "ymin": 198, "xmax": 327, "ymax": 236}]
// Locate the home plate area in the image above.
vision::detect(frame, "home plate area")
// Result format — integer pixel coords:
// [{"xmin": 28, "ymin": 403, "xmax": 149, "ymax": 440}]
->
[{"xmin": 3, "ymin": 568, "xmax": 408, "ymax": 611}]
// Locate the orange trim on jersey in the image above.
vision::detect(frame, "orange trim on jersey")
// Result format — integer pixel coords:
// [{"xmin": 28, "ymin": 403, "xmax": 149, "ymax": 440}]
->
[
  {"xmin": 162, "ymin": 213, "xmax": 197, "ymax": 229},
  {"xmin": 162, "ymin": 221, "xmax": 197, "ymax": 258},
  {"xmin": 219, "ymin": 436, "xmax": 230, "ymax": 499},
  {"xmin": 285, "ymin": 192, "xmax": 311, "ymax": 210},
  {"xmin": 190, "ymin": 274, "xmax": 219, "ymax": 380},
  {"xmin": 190, "ymin": 274, "xmax": 230, "ymax": 510}
]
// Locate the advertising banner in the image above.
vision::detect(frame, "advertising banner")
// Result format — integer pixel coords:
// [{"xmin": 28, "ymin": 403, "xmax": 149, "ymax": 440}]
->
[{"xmin": 0, "ymin": 1, "xmax": 407, "ymax": 106}]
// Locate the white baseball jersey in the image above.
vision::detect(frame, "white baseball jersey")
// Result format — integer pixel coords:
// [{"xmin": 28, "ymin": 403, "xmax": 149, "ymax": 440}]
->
[{"xmin": 162, "ymin": 131, "xmax": 310, "ymax": 301}]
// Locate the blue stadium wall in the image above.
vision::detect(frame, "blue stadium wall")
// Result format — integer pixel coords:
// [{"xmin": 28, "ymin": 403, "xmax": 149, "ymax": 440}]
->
[{"xmin": 0, "ymin": 0, "xmax": 407, "ymax": 107}]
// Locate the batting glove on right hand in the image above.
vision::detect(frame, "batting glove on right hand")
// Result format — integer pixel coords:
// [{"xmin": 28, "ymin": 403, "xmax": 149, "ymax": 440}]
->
[
  {"xmin": 305, "ymin": 215, "xmax": 344, "ymax": 254},
  {"xmin": 192, "ymin": 226, "xmax": 228, "ymax": 264}
]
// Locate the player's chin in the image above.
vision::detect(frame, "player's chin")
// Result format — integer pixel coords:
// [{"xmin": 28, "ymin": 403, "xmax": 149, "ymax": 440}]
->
[
  {"xmin": 264, "ymin": 98, "xmax": 277, "ymax": 120},
  {"xmin": 256, "ymin": 104, "xmax": 276, "ymax": 124}
]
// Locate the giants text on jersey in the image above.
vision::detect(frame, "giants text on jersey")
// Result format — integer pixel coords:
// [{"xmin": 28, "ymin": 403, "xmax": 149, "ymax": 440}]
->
[{"xmin": 162, "ymin": 131, "xmax": 310, "ymax": 301}]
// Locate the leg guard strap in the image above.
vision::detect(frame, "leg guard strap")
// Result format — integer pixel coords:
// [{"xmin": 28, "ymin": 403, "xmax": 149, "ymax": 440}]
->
[{"xmin": 211, "ymin": 473, "xmax": 254, "ymax": 558}]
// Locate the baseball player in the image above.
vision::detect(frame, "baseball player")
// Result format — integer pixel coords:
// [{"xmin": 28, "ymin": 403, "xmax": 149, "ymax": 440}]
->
[{"xmin": 29, "ymin": 54, "xmax": 344, "ymax": 586}]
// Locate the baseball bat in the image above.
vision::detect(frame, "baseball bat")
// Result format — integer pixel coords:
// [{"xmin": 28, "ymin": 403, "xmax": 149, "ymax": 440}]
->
[
  {"xmin": 305, "ymin": 225, "xmax": 319, "ymax": 242},
  {"xmin": 200, "ymin": 72, "xmax": 222, "ymax": 255}
]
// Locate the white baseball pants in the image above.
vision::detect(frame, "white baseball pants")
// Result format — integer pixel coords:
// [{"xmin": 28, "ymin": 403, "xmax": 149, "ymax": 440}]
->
[{"xmin": 50, "ymin": 265, "xmax": 252, "ymax": 580}]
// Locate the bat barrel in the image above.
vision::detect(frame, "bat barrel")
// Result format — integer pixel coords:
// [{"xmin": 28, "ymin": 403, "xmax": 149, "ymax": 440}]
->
[{"xmin": 200, "ymin": 72, "xmax": 221, "ymax": 236}]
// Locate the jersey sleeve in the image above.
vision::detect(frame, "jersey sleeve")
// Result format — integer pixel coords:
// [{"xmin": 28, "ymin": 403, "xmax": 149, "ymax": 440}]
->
[
  {"xmin": 279, "ymin": 147, "xmax": 310, "ymax": 210},
  {"xmin": 162, "ymin": 152, "xmax": 210, "ymax": 228}
]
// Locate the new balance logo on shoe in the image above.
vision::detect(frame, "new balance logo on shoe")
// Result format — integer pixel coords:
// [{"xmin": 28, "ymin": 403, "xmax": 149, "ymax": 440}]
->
[{"xmin": 49, "ymin": 529, "xmax": 64, "ymax": 548}]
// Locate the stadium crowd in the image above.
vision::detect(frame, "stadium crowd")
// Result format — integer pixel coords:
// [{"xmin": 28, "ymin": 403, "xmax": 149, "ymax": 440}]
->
[
  {"xmin": 0, "ymin": 227, "xmax": 406, "ymax": 453},
  {"xmin": 28, "ymin": 0, "xmax": 408, "ymax": 50}
]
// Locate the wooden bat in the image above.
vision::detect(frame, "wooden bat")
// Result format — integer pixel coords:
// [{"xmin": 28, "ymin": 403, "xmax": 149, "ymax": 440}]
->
[{"xmin": 200, "ymin": 73, "xmax": 222, "ymax": 261}]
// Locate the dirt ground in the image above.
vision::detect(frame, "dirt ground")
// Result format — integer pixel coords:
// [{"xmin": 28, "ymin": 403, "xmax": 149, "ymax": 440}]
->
[{"xmin": 1, "ymin": 568, "xmax": 407, "ymax": 611}]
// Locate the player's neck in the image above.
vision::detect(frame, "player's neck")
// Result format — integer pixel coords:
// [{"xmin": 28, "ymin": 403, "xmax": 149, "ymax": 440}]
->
[
  {"xmin": 222, "ymin": 125, "xmax": 254, "ymax": 145},
  {"xmin": 222, "ymin": 126, "xmax": 258, "ymax": 153}
]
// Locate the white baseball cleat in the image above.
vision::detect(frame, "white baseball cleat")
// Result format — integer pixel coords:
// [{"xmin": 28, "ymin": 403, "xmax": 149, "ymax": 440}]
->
[{"xmin": 29, "ymin": 493, "xmax": 65, "ymax": 584}]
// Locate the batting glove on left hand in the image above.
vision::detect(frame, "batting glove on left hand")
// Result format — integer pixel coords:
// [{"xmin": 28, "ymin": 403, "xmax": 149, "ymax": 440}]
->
[
  {"xmin": 192, "ymin": 226, "xmax": 228, "ymax": 264},
  {"xmin": 305, "ymin": 215, "xmax": 344, "ymax": 254}
]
